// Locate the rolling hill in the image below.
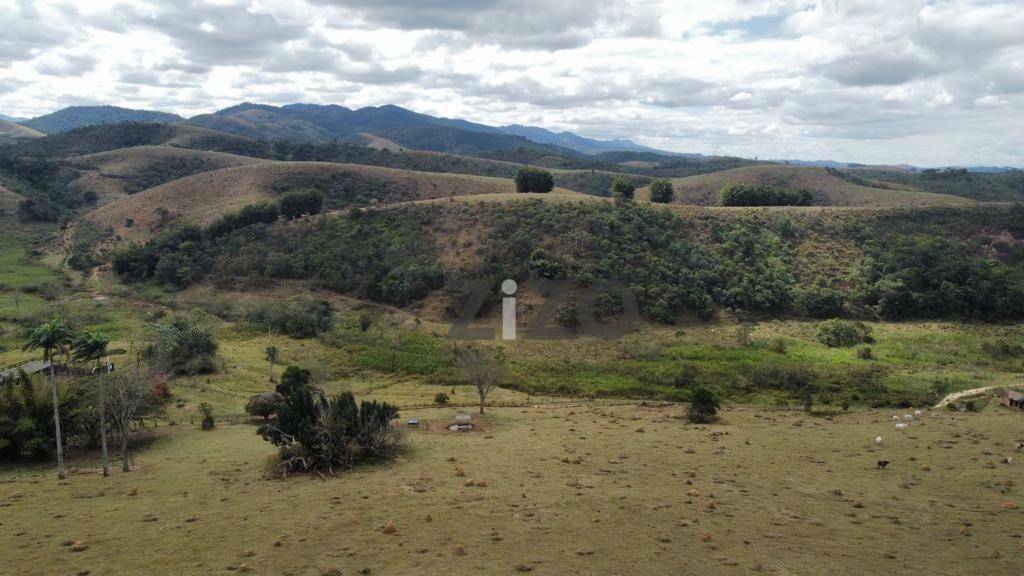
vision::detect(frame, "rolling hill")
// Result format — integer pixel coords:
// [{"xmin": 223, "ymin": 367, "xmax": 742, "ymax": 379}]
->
[
  {"xmin": 0, "ymin": 119, "xmax": 44, "ymax": 142},
  {"xmin": 65, "ymin": 145, "xmax": 263, "ymax": 202},
  {"xmin": 20, "ymin": 105, "xmax": 183, "ymax": 134},
  {"xmin": 7, "ymin": 122, "xmax": 260, "ymax": 159},
  {"xmin": 643, "ymin": 165, "xmax": 974, "ymax": 207},
  {"xmin": 83, "ymin": 161, "xmax": 578, "ymax": 245},
  {"xmin": 0, "ymin": 183, "xmax": 24, "ymax": 215}
]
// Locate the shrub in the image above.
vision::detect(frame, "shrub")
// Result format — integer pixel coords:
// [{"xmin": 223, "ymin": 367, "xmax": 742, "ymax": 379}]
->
[
  {"xmin": 144, "ymin": 316, "xmax": 218, "ymax": 375},
  {"xmin": 649, "ymin": 179, "xmax": 674, "ymax": 203},
  {"xmin": 982, "ymin": 339, "xmax": 1024, "ymax": 359},
  {"xmin": 260, "ymin": 386, "xmax": 402, "ymax": 474},
  {"xmin": 816, "ymin": 319, "xmax": 873, "ymax": 348},
  {"xmin": 718, "ymin": 183, "xmax": 813, "ymax": 206},
  {"xmin": 246, "ymin": 392, "xmax": 285, "ymax": 421},
  {"xmin": 514, "ymin": 167, "xmax": 554, "ymax": 193},
  {"xmin": 769, "ymin": 338, "xmax": 788, "ymax": 354},
  {"xmin": 856, "ymin": 346, "xmax": 874, "ymax": 360},
  {"xmin": 611, "ymin": 175, "xmax": 636, "ymax": 200},
  {"xmin": 434, "ymin": 392, "xmax": 450, "ymax": 407},
  {"xmin": 279, "ymin": 187, "xmax": 324, "ymax": 220},
  {"xmin": 207, "ymin": 202, "xmax": 280, "ymax": 238},
  {"xmin": 687, "ymin": 386, "xmax": 720, "ymax": 423},
  {"xmin": 199, "ymin": 402, "xmax": 215, "ymax": 430}
]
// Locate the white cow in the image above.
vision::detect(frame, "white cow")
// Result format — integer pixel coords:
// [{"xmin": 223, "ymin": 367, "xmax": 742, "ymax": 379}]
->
[{"xmin": 895, "ymin": 423, "xmax": 908, "ymax": 431}]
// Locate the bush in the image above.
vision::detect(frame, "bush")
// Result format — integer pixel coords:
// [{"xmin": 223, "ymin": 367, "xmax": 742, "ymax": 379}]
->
[
  {"xmin": 611, "ymin": 175, "xmax": 636, "ymax": 200},
  {"xmin": 514, "ymin": 167, "xmax": 554, "ymax": 193},
  {"xmin": 649, "ymin": 179, "xmax": 674, "ymax": 203},
  {"xmin": 260, "ymin": 386, "xmax": 402, "ymax": 474},
  {"xmin": 434, "ymin": 392, "xmax": 450, "ymax": 407},
  {"xmin": 279, "ymin": 187, "xmax": 324, "ymax": 220},
  {"xmin": 144, "ymin": 316, "xmax": 218, "ymax": 375},
  {"xmin": 718, "ymin": 183, "xmax": 813, "ymax": 206},
  {"xmin": 246, "ymin": 392, "xmax": 285, "ymax": 421},
  {"xmin": 199, "ymin": 402, "xmax": 215, "ymax": 430},
  {"xmin": 769, "ymin": 338, "xmax": 788, "ymax": 354},
  {"xmin": 817, "ymin": 319, "xmax": 873, "ymax": 348},
  {"xmin": 207, "ymin": 202, "xmax": 280, "ymax": 238},
  {"xmin": 856, "ymin": 346, "xmax": 874, "ymax": 360},
  {"xmin": 687, "ymin": 386, "xmax": 720, "ymax": 423}
]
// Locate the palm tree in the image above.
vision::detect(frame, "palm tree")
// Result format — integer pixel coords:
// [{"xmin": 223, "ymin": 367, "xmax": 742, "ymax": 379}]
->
[
  {"xmin": 264, "ymin": 345, "xmax": 279, "ymax": 382},
  {"xmin": 72, "ymin": 329, "xmax": 125, "ymax": 477},
  {"xmin": 23, "ymin": 315, "xmax": 75, "ymax": 479}
]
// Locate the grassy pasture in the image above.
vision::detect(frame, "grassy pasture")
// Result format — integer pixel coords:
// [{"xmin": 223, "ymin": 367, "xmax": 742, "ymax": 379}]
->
[{"xmin": 1, "ymin": 401, "xmax": 1022, "ymax": 576}]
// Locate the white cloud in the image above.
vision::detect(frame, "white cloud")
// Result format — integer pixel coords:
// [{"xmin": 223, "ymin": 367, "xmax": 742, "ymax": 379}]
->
[{"xmin": 0, "ymin": 0, "xmax": 1020, "ymax": 166}]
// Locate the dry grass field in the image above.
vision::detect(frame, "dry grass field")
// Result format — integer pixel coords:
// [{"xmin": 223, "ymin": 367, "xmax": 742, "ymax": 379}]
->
[
  {"xmin": 83, "ymin": 162, "xmax": 561, "ymax": 245},
  {"xmin": 66, "ymin": 145, "xmax": 262, "ymax": 203},
  {"xmin": 0, "ymin": 119, "xmax": 44, "ymax": 141},
  {"xmin": 637, "ymin": 165, "xmax": 973, "ymax": 207},
  {"xmin": 1, "ymin": 400, "xmax": 1021, "ymax": 576},
  {"xmin": 0, "ymin": 183, "xmax": 24, "ymax": 214}
]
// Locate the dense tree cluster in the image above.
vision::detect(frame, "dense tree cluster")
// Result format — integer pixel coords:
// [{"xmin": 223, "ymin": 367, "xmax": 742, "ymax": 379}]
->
[
  {"xmin": 206, "ymin": 202, "xmax": 280, "ymax": 238},
  {"xmin": 718, "ymin": 183, "xmax": 813, "ymax": 206},
  {"xmin": 514, "ymin": 166, "xmax": 555, "ymax": 193},
  {"xmin": 860, "ymin": 235, "xmax": 1024, "ymax": 319},
  {"xmin": 279, "ymin": 187, "xmax": 325, "ymax": 219},
  {"xmin": 246, "ymin": 298, "xmax": 333, "ymax": 339}
]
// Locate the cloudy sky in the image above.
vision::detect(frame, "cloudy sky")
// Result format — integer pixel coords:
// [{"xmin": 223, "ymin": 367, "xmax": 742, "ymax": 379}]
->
[{"xmin": 1, "ymin": 0, "xmax": 1022, "ymax": 166}]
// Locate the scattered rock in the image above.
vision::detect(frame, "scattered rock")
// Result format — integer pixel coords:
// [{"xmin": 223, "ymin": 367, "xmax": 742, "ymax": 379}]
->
[
  {"xmin": 475, "ymin": 479, "xmax": 488, "ymax": 487},
  {"xmin": 319, "ymin": 568, "xmax": 343, "ymax": 576},
  {"xmin": 453, "ymin": 545, "xmax": 466, "ymax": 556},
  {"xmin": 454, "ymin": 466, "xmax": 465, "ymax": 477},
  {"xmin": 514, "ymin": 563, "xmax": 534, "ymax": 572},
  {"xmin": 382, "ymin": 520, "xmax": 396, "ymax": 534},
  {"xmin": 70, "ymin": 541, "xmax": 88, "ymax": 552}
]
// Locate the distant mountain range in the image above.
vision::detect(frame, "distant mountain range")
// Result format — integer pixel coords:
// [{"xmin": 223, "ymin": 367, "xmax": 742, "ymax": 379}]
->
[
  {"xmin": 4, "ymin": 104, "xmax": 1020, "ymax": 170},
  {"xmin": 7, "ymin": 103, "xmax": 662, "ymax": 156}
]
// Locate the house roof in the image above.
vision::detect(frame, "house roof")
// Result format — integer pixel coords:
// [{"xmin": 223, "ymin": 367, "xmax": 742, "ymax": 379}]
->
[{"xmin": 1002, "ymin": 390, "xmax": 1024, "ymax": 401}]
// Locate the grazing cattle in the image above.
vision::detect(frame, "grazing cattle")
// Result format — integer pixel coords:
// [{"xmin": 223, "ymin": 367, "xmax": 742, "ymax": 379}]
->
[
  {"xmin": 895, "ymin": 423, "xmax": 908, "ymax": 431},
  {"xmin": 914, "ymin": 410, "xmax": 922, "ymax": 417},
  {"xmin": 877, "ymin": 460, "xmax": 890, "ymax": 469},
  {"xmin": 892, "ymin": 415, "xmax": 899, "ymax": 421},
  {"xmin": 1015, "ymin": 441, "xmax": 1023, "ymax": 451},
  {"xmin": 875, "ymin": 436, "xmax": 883, "ymax": 444}
]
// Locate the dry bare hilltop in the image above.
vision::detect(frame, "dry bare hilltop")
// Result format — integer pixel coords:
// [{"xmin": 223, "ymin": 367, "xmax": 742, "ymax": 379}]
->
[
  {"xmin": 639, "ymin": 165, "xmax": 973, "ymax": 207},
  {"xmin": 66, "ymin": 145, "xmax": 262, "ymax": 203}
]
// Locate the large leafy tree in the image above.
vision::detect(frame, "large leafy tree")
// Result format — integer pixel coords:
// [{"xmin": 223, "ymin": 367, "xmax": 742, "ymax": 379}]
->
[{"xmin": 23, "ymin": 316, "xmax": 75, "ymax": 479}]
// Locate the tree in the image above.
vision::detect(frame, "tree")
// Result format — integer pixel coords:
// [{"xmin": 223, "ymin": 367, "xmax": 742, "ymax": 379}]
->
[
  {"xmin": 264, "ymin": 345, "xmax": 279, "ymax": 382},
  {"xmin": 611, "ymin": 175, "xmax": 636, "ymax": 201},
  {"xmin": 434, "ymin": 392, "xmax": 450, "ymax": 407},
  {"xmin": 453, "ymin": 344, "xmax": 505, "ymax": 414},
  {"xmin": 649, "ymin": 179, "xmax": 674, "ymax": 203},
  {"xmin": 279, "ymin": 188, "xmax": 324, "ymax": 220},
  {"xmin": 687, "ymin": 386, "xmax": 720, "ymax": 423},
  {"xmin": 276, "ymin": 366, "xmax": 313, "ymax": 398},
  {"xmin": 107, "ymin": 370, "xmax": 157, "ymax": 472},
  {"xmin": 514, "ymin": 167, "xmax": 555, "ymax": 193},
  {"xmin": 72, "ymin": 329, "xmax": 125, "ymax": 477},
  {"xmin": 23, "ymin": 315, "xmax": 74, "ymax": 479}
]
